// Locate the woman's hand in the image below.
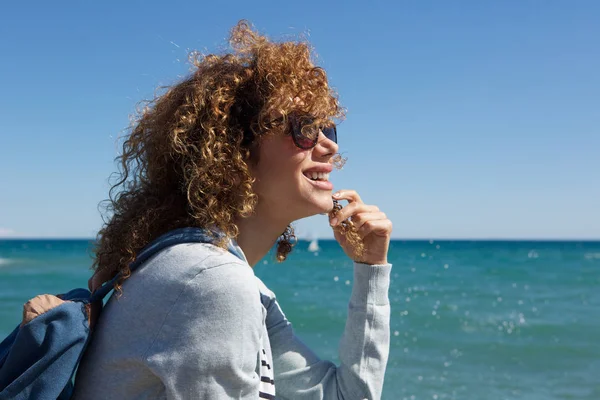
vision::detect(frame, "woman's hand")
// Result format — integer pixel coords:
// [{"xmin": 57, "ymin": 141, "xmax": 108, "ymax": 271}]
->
[{"xmin": 329, "ymin": 190, "xmax": 392, "ymax": 265}]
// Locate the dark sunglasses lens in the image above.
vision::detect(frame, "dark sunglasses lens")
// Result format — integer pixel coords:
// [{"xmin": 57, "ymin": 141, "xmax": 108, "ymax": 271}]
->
[
  {"xmin": 292, "ymin": 119, "xmax": 318, "ymax": 149},
  {"xmin": 290, "ymin": 116, "xmax": 337, "ymax": 149},
  {"xmin": 322, "ymin": 126, "xmax": 337, "ymax": 144},
  {"xmin": 293, "ymin": 134, "xmax": 317, "ymax": 149}
]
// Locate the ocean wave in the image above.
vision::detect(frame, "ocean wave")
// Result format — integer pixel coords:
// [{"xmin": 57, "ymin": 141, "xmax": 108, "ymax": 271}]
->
[
  {"xmin": 584, "ymin": 252, "xmax": 600, "ymax": 260},
  {"xmin": 0, "ymin": 257, "xmax": 25, "ymax": 267},
  {"xmin": 461, "ymin": 311, "xmax": 528, "ymax": 333},
  {"xmin": 527, "ymin": 250, "xmax": 539, "ymax": 259}
]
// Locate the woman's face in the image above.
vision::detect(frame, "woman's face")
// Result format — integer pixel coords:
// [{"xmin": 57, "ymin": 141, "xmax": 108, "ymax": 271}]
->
[{"xmin": 251, "ymin": 125, "xmax": 339, "ymax": 224}]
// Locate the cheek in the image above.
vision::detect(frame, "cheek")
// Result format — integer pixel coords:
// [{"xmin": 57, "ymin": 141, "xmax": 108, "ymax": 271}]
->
[
  {"xmin": 254, "ymin": 135, "xmax": 311, "ymax": 192},
  {"xmin": 270, "ymin": 154, "xmax": 305, "ymax": 184}
]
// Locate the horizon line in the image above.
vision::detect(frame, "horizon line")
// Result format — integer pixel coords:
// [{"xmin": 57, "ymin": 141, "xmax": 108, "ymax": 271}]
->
[{"xmin": 1, "ymin": 236, "xmax": 599, "ymax": 242}]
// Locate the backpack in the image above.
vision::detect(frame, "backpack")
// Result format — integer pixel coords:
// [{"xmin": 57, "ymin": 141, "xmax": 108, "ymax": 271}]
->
[{"xmin": 0, "ymin": 228, "xmax": 244, "ymax": 400}]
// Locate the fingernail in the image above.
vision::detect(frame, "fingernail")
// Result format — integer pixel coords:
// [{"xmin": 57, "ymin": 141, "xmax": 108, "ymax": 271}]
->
[
  {"xmin": 333, "ymin": 192, "xmax": 340, "ymax": 198},
  {"xmin": 330, "ymin": 218, "xmax": 338, "ymax": 226}
]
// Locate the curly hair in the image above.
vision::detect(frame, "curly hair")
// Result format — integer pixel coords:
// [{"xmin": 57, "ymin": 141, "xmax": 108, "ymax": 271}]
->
[
  {"xmin": 92, "ymin": 20, "xmax": 363, "ymax": 293},
  {"xmin": 330, "ymin": 199, "xmax": 365, "ymax": 260}
]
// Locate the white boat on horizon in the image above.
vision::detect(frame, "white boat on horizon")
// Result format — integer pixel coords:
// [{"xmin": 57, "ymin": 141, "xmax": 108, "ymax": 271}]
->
[{"xmin": 308, "ymin": 238, "xmax": 320, "ymax": 252}]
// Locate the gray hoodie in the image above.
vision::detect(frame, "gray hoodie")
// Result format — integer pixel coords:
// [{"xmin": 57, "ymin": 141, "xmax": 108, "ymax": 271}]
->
[{"xmin": 73, "ymin": 239, "xmax": 391, "ymax": 399}]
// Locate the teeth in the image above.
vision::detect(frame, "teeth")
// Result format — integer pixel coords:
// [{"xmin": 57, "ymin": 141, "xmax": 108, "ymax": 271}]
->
[{"xmin": 304, "ymin": 171, "xmax": 330, "ymax": 181}]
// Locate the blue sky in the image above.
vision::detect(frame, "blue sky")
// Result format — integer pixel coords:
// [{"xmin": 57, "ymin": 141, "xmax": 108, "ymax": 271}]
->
[{"xmin": 0, "ymin": 1, "xmax": 598, "ymax": 239}]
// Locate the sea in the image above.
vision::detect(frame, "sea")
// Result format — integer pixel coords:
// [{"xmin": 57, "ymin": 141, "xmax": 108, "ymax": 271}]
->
[{"xmin": 1, "ymin": 238, "xmax": 599, "ymax": 399}]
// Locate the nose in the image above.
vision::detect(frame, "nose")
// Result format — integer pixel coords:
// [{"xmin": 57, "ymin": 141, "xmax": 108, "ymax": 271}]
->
[{"xmin": 315, "ymin": 130, "xmax": 339, "ymax": 157}]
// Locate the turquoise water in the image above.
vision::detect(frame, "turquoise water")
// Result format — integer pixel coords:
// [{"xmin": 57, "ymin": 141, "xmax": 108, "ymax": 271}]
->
[{"xmin": 1, "ymin": 239, "xmax": 599, "ymax": 399}]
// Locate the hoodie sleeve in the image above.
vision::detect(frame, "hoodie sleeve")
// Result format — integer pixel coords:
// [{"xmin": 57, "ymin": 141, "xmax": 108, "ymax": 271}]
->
[{"xmin": 261, "ymin": 262, "xmax": 392, "ymax": 400}]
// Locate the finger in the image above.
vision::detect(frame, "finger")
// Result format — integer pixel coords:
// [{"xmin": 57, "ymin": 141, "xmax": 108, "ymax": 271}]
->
[
  {"xmin": 332, "ymin": 189, "xmax": 363, "ymax": 204},
  {"xmin": 351, "ymin": 211, "xmax": 388, "ymax": 230},
  {"xmin": 330, "ymin": 202, "xmax": 379, "ymax": 226},
  {"xmin": 333, "ymin": 203, "xmax": 380, "ymax": 226},
  {"xmin": 357, "ymin": 219, "xmax": 393, "ymax": 239}
]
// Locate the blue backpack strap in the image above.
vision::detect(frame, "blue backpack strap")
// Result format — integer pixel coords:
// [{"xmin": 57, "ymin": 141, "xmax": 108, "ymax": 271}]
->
[{"xmin": 90, "ymin": 227, "xmax": 245, "ymax": 302}]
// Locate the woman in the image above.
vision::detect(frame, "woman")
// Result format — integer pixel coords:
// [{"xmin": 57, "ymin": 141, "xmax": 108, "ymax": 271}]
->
[{"xmin": 74, "ymin": 21, "xmax": 393, "ymax": 400}]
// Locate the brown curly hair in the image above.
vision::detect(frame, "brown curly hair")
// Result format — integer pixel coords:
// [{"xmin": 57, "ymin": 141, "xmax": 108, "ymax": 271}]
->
[
  {"xmin": 330, "ymin": 199, "xmax": 365, "ymax": 260},
  {"xmin": 92, "ymin": 20, "xmax": 363, "ymax": 293}
]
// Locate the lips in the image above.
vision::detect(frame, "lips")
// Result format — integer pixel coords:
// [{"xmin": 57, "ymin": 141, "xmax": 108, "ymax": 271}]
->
[
  {"xmin": 302, "ymin": 173, "xmax": 334, "ymax": 190},
  {"xmin": 302, "ymin": 171, "xmax": 330, "ymax": 181},
  {"xmin": 302, "ymin": 165, "xmax": 333, "ymax": 182}
]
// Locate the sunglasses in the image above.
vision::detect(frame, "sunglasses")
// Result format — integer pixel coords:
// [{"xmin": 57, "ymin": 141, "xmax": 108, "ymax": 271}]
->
[{"xmin": 289, "ymin": 114, "xmax": 337, "ymax": 150}]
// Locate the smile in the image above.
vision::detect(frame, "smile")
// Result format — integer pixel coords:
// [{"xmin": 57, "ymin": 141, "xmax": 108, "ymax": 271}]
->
[
  {"xmin": 302, "ymin": 171, "xmax": 333, "ymax": 190},
  {"xmin": 302, "ymin": 171, "xmax": 330, "ymax": 181}
]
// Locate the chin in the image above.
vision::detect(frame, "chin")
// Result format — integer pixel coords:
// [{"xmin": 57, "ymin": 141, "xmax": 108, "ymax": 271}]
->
[
  {"xmin": 309, "ymin": 193, "xmax": 334, "ymax": 216},
  {"xmin": 296, "ymin": 174, "xmax": 335, "ymax": 217}
]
